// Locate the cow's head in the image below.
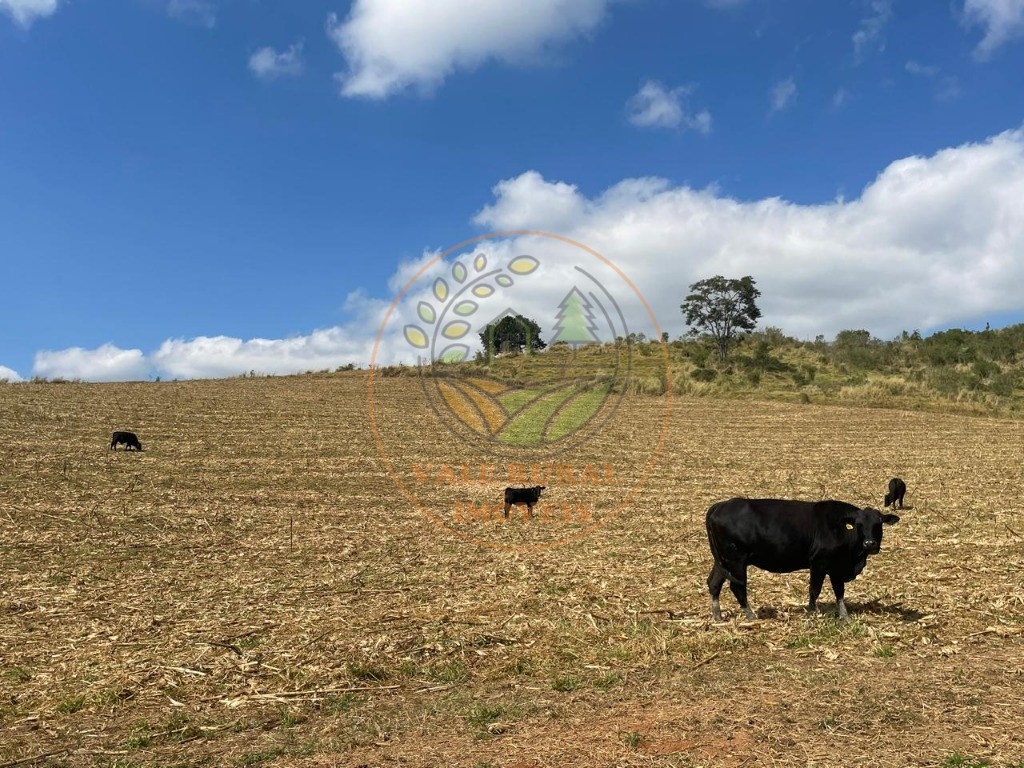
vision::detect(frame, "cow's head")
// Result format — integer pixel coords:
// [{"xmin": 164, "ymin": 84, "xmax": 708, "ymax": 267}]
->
[
  {"xmin": 842, "ymin": 507, "xmax": 899, "ymax": 554},
  {"xmin": 534, "ymin": 485, "xmax": 546, "ymax": 494}
]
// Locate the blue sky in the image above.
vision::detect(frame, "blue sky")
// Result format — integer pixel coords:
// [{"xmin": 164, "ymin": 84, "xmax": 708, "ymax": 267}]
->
[{"xmin": 2, "ymin": 0, "xmax": 1023, "ymax": 381}]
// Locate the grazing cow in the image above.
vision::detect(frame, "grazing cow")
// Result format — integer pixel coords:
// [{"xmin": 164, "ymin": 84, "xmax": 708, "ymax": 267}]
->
[
  {"xmin": 503, "ymin": 485, "xmax": 545, "ymax": 518},
  {"xmin": 884, "ymin": 477, "xmax": 907, "ymax": 509},
  {"xmin": 705, "ymin": 498, "xmax": 899, "ymax": 621},
  {"xmin": 110, "ymin": 431, "xmax": 143, "ymax": 451}
]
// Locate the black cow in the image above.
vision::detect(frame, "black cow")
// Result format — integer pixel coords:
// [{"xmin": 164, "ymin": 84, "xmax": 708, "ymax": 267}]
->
[
  {"xmin": 705, "ymin": 498, "xmax": 899, "ymax": 621},
  {"xmin": 503, "ymin": 485, "xmax": 545, "ymax": 518},
  {"xmin": 110, "ymin": 431, "xmax": 143, "ymax": 451},
  {"xmin": 884, "ymin": 477, "xmax": 907, "ymax": 509}
]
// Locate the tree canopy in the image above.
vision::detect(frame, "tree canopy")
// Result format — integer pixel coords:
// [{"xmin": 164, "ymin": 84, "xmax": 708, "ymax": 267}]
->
[
  {"xmin": 681, "ymin": 275, "xmax": 762, "ymax": 361},
  {"xmin": 479, "ymin": 314, "xmax": 546, "ymax": 360}
]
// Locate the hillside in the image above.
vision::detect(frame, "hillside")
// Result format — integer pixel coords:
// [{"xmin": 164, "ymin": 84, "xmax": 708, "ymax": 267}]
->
[{"xmin": 380, "ymin": 323, "xmax": 1024, "ymax": 418}]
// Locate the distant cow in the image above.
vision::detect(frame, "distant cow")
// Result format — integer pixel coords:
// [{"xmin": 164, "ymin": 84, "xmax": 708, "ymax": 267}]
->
[
  {"xmin": 110, "ymin": 431, "xmax": 143, "ymax": 451},
  {"xmin": 705, "ymin": 498, "xmax": 899, "ymax": 621},
  {"xmin": 884, "ymin": 477, "xmax": 907, "ymax": 509},
  {"xmin": 503, "ymin": 485, "xmax": 545, "ymax": 518}
]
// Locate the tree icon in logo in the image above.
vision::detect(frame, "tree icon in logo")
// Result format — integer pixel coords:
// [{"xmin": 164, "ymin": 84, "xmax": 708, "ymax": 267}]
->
[{"xmin": 550, "ymin": 287, "xmax": 600, "ymax": 348}]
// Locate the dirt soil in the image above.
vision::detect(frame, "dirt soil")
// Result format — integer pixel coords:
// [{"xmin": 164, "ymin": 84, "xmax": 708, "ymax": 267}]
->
[{"xmin": 1, "ymin": 373, "xmax": 1023, "ymax": 767}]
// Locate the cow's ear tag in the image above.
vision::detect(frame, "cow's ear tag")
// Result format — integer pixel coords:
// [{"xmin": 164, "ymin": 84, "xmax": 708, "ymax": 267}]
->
[{"xmin": 845, "ymin": 523, "xmax": 854, "ymax": 531}]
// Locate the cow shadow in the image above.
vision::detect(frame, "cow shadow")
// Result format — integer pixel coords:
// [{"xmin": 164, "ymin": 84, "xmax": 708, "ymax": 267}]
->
[{"xmin": 843, "ymin": 599, "xmax": 926, "ymax": 622}]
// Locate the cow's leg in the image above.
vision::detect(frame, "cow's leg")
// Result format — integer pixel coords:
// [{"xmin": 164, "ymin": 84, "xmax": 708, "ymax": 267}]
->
[
  {"xmin": 829, "ymin": 574, "xmax": 848, "ymax": 620},
  {"xmin": 503, "ymin": 502, "xmax": 511, "ymax": 518},
  {"xmin": 808, "ymin": 563, "xmax": 827, "ymax": 614},
  {"xmin": 526, "ymin": 502, "xmax": 534, "ymax": 520},
  {"xmin": 727, "ymin": 566, "xmax": 756, "ymax": 620},
  {"xmin": 707, "ymin": 563, "xmax": 728, "ymax": 621}
]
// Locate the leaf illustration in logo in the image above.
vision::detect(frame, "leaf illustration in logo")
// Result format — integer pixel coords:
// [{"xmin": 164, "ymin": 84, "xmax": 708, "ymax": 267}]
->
[
  {"xmin": 454, "ymin": 300, "xmax": 477, "ymax": 316},
  {"xmin": 472, "ymin": 284, "xmax": 494, "ymax": 298},
  {"xmin": 417, "ymin": 301, "xmax": 436, "ymax": 324},
  {"xmin": 404, "ymin": 325, "xmax": 428, "ymax": 349},
  {"xmin": 452, "ymin": 262, "xmax": 467, "ymax": 283},
  {"xmin": 433, "ymin": 278, "xmax": 449, "ymax": 302},
  {"xmin": 496, "ymin": 275, "xmax": 514, "ymax": 288},
  {"xmin": 442, "ymin": 320, "xmax": 471, "ymax": 340},
  {"xmin": 508, "ymin": 256, "xmax": 539, "ymax": 275},
  {"xmin": 439, "ymin": 344, "xmax": 469, "ymax": 363},
  {"xmin": 474, "ymin": 253, "xmax": 487, "ymax": 272}
]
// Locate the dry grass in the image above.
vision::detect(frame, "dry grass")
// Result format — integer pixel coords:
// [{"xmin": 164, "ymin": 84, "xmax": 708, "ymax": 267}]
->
[{"xmin": 1, "ymin": 373, "xmax": 1023, "ymax": 767}]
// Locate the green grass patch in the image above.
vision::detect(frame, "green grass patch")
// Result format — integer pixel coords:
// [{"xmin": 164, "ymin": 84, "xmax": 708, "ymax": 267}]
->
[
  {"xmin": 236, "ymin": 748, "xmax": 286, "ymax": 766},
  {"xmin": 54, "ymin": 696, "xmax": 85, "ymax": 714},
  {"xmin": 551, "ymin": 675, "xmax": 579, "ymax": 692},
  {"xmin": 941, "ymin": 753, "xmax": 992, "ymax": 768},
  {"xmin": 347, "ymin": 662, "xmax": 388, "ymax": 682}
]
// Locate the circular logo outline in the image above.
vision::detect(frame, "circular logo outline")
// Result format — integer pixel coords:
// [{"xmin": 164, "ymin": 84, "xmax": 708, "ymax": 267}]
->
[{"xmin": 368, "ymin": 230, "xmax": 672, "ymax": 551}]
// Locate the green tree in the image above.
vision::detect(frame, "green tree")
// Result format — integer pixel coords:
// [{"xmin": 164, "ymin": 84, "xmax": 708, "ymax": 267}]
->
[
  {"xmin": 681, "ymin": 275, "xmax": 762, "ymax": 361},
  {"xmin": 479, "ymin": 315, "xmax": 546, "ymax": 361}
]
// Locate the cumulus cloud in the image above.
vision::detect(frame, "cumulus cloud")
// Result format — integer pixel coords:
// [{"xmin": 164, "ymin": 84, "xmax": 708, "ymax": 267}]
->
[
  {"xmin": 0, "ymin": 365, "xmax": 23, "ymax": 382},
  {"xmin": 249, "ymin": 43, "xmax": 304, "ymax": 79},
  {"xmin": 33, "ymin": 344, "xmax": 149, "ymax": 382},
  {"xmin": 853, "ymin": 0, "xmax": 893, "ymax": 61},
  {"xmin": 151, "ymin": 329, "xmax": 374, "ymax": 379},
  {"xmin": 963, "ymin": 0, "xmax": 1024, "ymax": 57},
  {"xmin": 469, "ymin": 129, "xmax": 1024, "ymax": 342},
  {"xmin": 770, "ymin": 78, "xmax": 797, "ymax": 113},
  {"xmin": 627, "ymin": 80, "xmax": 712, "ymax": 133},
  {"xmin": 327, "ymin": 0, "xmax": 615, "ymax": 98},
  {"xmin": 0, "ymin": 0, "xmax": 57, "ymax": 26}
]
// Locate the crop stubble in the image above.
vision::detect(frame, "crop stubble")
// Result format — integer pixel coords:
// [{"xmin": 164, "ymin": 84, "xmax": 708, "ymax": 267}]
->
[{"xmin": 1, "ymin": 373, "xmax": 1023, "ymax": 767}]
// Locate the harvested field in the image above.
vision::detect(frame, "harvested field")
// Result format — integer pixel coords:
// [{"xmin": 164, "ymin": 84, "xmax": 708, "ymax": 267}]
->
[{"xmin": 1, "ymin": 373, "xmax": 1023, "ymax": 767}]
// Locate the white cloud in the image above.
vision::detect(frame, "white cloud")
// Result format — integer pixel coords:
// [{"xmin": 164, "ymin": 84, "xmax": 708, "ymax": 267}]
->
[
  {"xmin": 327, "ymin": 0, "xmax": 616, "ymax": 98},
  {"xmin": 33, "ymin": 344, "xmax": 149, "ymax": 382},
  {"xmin": 905, "ymin": 60, "xmax": 939, "ymax": 76},
  {"xmin": 832, "ymin": 88, "xmax": 850, "ymax": 109},
  {"xmin": 474, "ymin": 171, "xmax": 590, "ymax": 233},
  {"xmin": 469, "ymin": 129, "xmax": 1024, "ymax": 342},
  {"xmin": 904, "ymin": 61, "xmax": 961, "ymax": 101},
  {"xmin": 963, "ymin": 0, "xmax": 1024, "ymax": 56},
  {"xmin": 0, "ymin": 365, "xmax": 23, "ymax": 382},
  {"xmin": 627, "ymin": 80, "xmax": 712, "ymax": 133},
  {"xmin": 249, "ymin": 43, "xmax": 304, "ymax": 80},
  {"xmin": 853, "ymin": 0, "xmax": 893, "ymax": 61},
  {"xmin": 151, "ymin": 331, "xmax": 370, "ymax": 379},
  {"xmin": 770, "ymin": 78, "xmax": 797, "ymax": 113},
  {"xmin": 0, "ymin": 0, "xmax": 57, "ymax": 26}
]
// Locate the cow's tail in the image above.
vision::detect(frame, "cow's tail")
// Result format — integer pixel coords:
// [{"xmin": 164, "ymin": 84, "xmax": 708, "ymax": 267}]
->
[{"xmin": 705, "ymin": 502, "xmax": 746, "ymax": 585}]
